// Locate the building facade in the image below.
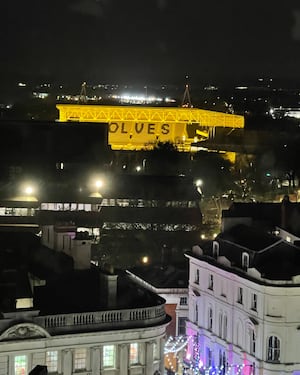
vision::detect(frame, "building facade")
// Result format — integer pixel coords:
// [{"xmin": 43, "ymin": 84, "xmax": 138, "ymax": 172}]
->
[
  {"xmin": 185, "ymin": 225, "xmax": 300, "ymax": 375},
  {"xmin": 0, "ymin": 226, "xmax": 170, "ymax": 375}
]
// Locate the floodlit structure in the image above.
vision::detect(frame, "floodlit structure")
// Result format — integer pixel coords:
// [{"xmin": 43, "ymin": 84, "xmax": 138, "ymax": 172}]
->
[
  {"xmin": 185, "ymin": 223, "xmax": 300, "ymax": 375},
  {"xmin": 56, "ymin": 104, "xmax": 244, "ymax": 151},
  {"xmin": 0, "ymin": 226, "xmax": 170, "ymax": 375}
]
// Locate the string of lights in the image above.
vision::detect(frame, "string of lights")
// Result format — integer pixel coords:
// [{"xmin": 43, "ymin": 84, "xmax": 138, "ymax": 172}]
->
[{"xmin": 164, "ymin": 335, "xmax": 254, "ymax": 375}]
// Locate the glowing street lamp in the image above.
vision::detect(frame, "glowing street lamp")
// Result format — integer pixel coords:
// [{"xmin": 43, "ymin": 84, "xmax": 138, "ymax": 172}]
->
[
  {"xmin": 24, "ymin": 186, "xmax": 34, "ymax": 195},
  {"xmin": 95, "ymin": 180, "xmax": 103, "ymax": 189}
]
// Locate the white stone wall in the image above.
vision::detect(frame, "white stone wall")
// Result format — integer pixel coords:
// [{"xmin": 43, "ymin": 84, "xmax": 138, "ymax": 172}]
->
[
  {"xmin": 186, "ymin": 253, "xmax": 300, "ymax": 374},
  {"xmin": 0, "ymin": 325, "xmax": 166, "ymax": 375}
]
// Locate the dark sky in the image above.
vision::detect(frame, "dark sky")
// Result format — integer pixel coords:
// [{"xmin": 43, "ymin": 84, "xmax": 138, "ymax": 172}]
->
[{"xmin": 1, "ymin": 0, "xmax": 300, "ymax": 86}]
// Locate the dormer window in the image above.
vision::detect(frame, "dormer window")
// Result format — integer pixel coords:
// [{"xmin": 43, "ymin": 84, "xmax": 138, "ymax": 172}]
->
[
  {"xmin": 213, "ymin": 241, "xmax": 219, "ymax": 258},
  {"xmin": 242, "ymin": 252, "xmax": 249, "ymax": 269}
]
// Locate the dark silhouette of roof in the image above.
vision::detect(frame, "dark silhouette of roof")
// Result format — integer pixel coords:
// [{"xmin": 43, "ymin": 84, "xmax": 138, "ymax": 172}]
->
[{"xmin": 188, "ymin": 224, "xmax": 300, "ymax": 282}]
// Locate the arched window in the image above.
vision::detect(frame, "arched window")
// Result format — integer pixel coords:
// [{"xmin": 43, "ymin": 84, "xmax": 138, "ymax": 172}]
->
[
  {"xmin": 223, "ymin": 314, "xmax": 228, "ymax": 340},
  {"xmin": 195, "ymin": 304, "xmax": 198, "ymax": 323},
  {"xmin": 208, "ymin": 307, "xmax": 213, "ymax": 331},
  {"xmin": 242, "ymin": 252, "xmax": 249, "ymax": 269},
  {"xmin": 250, "ymin": 329, "xmax": 256, "ymax": 355},
  {"xmin": 267, "ymin": 336, "xmax": 280, "ymax": 362},
  {"xmin": 219, "ymin": 312, "xmax": 223, "ymax": 337}
]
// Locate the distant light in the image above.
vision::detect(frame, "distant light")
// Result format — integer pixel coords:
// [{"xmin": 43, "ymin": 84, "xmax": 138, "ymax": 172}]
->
[
  {"xmin": 136, "ymin": 166, "xmax": 142, "ymax": 172},
  {"xmin": 141, "ymin": 256, "xmax": 149, "ymax": 264},
  {"xmin": 201, "ymin": 234, "xmax": 206, "ymax": 240},
  {"xmin": 195, "ymin": 179, "xmax": 203, "ymax": 187},
  {"xmin": 18, "ymin": 82, "xmax": 26, "ymax": 87},
  {"xmin": 213, "ymin": 233, "xmax": 218, "ymax": 239},
  {"xmin": 24, "ymin": 186, "xmax": 33, "ymax": 195},
  {"xmin": 95, "ymin": 180, "xmax": 103, "ymax": 188}
]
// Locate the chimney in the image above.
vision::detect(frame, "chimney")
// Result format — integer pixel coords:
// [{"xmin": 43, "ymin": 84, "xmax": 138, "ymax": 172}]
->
[
  {"xmin": 281, "ymin": 195, "xmax": 290, "ymax": 230},
  {"xmin": 71, "ymin": 231, "xmax": 91, "ymax": 270},
  {"xmin": 101, "ymin": 264, "xmax": 118, "ymax": 308}
]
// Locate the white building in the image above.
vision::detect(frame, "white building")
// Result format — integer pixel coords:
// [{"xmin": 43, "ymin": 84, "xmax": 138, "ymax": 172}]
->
[
  {"xmin": 127, "ymin": 264, "xmax": 189, "ymax": 337},
  {"xmin": 0, "ymin": 225, "xmax": 170, "ymax": 375},
  {"xmin": 185, "ymin": 223, "xmax": 300, "ymax": 375}
]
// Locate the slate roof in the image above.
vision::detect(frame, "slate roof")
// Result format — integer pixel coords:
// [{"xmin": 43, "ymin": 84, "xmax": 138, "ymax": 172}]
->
[
  {"xmin": 0, "ymin": 231, "xmax": 165, "ymax": 315},
  {"xmin": 188, "ymin": 223, "xmax": 300, "ymax": 283},
  {"xmin": 129, "ymin": 263, "xmax": 189, "ymax": 289}
]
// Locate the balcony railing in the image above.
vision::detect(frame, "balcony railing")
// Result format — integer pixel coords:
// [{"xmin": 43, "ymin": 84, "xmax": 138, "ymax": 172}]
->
[{"xmin": 34, "ymin": 304, "xmax": 166, "ymax": 335}]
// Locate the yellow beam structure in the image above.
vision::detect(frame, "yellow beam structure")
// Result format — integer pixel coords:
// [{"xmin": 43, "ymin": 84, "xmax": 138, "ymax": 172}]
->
[{"xmin": 56, "ymin": 104, "xmax": 244, "ymax": 151}]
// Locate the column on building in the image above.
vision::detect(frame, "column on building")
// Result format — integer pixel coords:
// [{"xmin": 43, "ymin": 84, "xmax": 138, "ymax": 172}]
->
[
  {"xmin": 0, "ymin": 355, "xmax": 8, "ymax": 375},
  {"xmin": 91, "ymin": 347, "xmax": 101, "ymax": 375},
  {"xmin": 145, "ymin": 341, "xmax": 154, "ymax": 375},
  {"xmin": 159, "ymin": 337, "xmax": 165, "ymax": 375},
  {"xmin": 119, "ymin": 344, "xmax": 129, "ymax": 375},
  {"xmin": 62, "ymin": 349, "xmax": 72, "ymax": 375}
]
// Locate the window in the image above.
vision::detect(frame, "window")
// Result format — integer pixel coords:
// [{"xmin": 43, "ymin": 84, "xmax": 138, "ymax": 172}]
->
[
  {"xmin": 242, "ymin": 252, "xmax": 249, "ymax": 269},
  {"xmin": 251, "ymin": 293, "xmax": 257, "ymax": 311},
  {"xmin": 221, "ymin": 280, "xmax": 227, "ymax": 297},
  {"xmin": 208, "ymin": 274, "xmax": 214, "ymax": 290},
  {"xmin": 223, "ymin": 315, "xmax": 228, "ymax": 340},
  {"xmin": 250, "ymin": 329, "xmax": 256, "ymax": 355},
  {"xmin": 219, "ymin": 312, "xmax": 223, "ymax": 337},
  {"xmin": 195, "ymin": 269, "xmax": 200, "ymax": 284},
  {"xmin": 130, "ymin": 343, "xmax": 139, "ymax": 365},
  {"xmin": 180, "ymin": 297, "xmax": 187, "ymax": 305},
  {"xmin": 208, "ymin": 307, "xmax": 213, "ymax": 331},
  {"xmin": 103, "ymin": 345, "xmax": 115, "ymax": 368},
  {"xmin": 267, "ymin": 336, "xmax": 280, "ymax": 362},
  {"xmin": 178, "ymin": 317, "xmax": 187, "ymax": 335},
  {"xmin": 153, "ymin": 342, "xmax": 159, "ymax": 360},
  {"xmin": 74, "ymin": 348, "xmax": 87, "ymax": 370},
  {"xmin": 237, "ymin": 287, "xmax": 243, "ymax": 304},
  {"xmin": 206, "ymin": 347, "xmax": 212, "ymax": 367},
  {"xmin": 14, "ymin": 355, "xmax": 27, "ymax": 375},
  {"xmin": 195, "ymin": 304, "xmax": 199, "ymax": 323},
  {"xmin": 46, "ymin": 351, "xmax": 58, "ymax": 373}
]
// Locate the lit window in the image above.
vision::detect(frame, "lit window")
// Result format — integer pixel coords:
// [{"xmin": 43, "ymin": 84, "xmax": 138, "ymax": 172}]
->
[
  {"xmin": 14, "ymin": 355, "xmax": 27, "ymax": 375},
  {"xmin": 267, "ymin": 336, "xmax": 280, "ymax": 362},
  {"xmin": 103, "ymin": 345, "xmax": 115, "ymax": 368},
  {"xmin": 130, "ymin": 343, "xmax": 139, "ymax": 365},
  {"xmin": 251, "ymin": 293, "xmax": 257, "ymax": 311},
  {"xmin": 153, "ymin": 342, "xmax": 159, "ymax": 360},
  {"xmin": 74, "ymin": 348, "xmax": 86, "ymax": 370},
  {"xmin": 46, "ymin": 351, "xmax": 58, "ymax": 373},
  {"xmin": 208, "ymin": 274, "xmax": 214, "ymax": 290},
  {"xmin": 237, "ymin": 287, "xmax": 243, "ymax": 304}
]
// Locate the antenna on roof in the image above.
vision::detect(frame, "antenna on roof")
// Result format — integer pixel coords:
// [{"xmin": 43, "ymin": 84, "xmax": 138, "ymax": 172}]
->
[
  {"xmin": 79, "ymin": 82, "xmax": 87, "ymax": 103},
  {"xmin": 181, "ymin": 75, "xmax": 193, "ymax": 108}
]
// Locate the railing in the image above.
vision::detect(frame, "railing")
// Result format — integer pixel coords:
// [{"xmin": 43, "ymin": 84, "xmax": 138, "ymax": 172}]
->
[{"xmin": 35, "ymin": 304, "xmax": 166, "ymax": 334}]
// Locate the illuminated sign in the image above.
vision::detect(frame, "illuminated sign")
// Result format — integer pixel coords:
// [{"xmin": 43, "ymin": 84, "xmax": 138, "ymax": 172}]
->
[
  {"xmin": 56, "ymin": 104, "xmax": 244, "ymax": 151},
  {"xmin": 107, "ymin": 121, "xmax": 207, "ymax": 150}
]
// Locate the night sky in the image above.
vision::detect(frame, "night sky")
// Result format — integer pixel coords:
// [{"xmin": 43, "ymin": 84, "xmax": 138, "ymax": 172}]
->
[{"xmin": 1, "ymin": 0, "xmax": 300, "ymax": 87}]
